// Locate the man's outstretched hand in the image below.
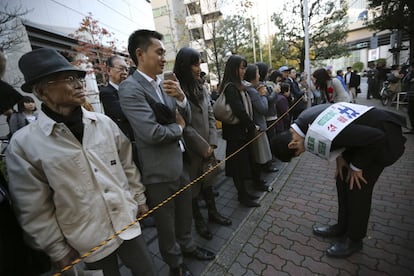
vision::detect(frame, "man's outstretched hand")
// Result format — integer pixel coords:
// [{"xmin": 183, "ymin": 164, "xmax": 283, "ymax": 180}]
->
[{"xmin": 347, "ymin": 169, "xmax": 367, "ymax": 190}]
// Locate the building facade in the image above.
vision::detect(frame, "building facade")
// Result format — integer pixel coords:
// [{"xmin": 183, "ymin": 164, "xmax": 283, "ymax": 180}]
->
[
  {"xmin": 152, "ymin": 0, "xmax": 222, "ymax": 82},
  {"xmin": 325, "ymin": 0, "xmax": 410, "ymax": 72},
  {"xmin": 0, "ymin": 0, "xmax": 155, "ymax": 135}
]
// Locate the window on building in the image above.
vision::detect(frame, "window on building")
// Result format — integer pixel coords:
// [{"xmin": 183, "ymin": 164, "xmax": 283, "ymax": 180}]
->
[
  {"xmin": 200, "ymin": 51, "xmax": 207, "ymax": 63},
  {"xmin": 187, "ymin": 2, "xmax": 201, "ymax": 15},
  {"xmin": 190, "ymin": 28, "xmax": 203, "ymax": 40},
  {"xmin": 153, "ymin": 6, "xmax": 168, "ymax": 17}
]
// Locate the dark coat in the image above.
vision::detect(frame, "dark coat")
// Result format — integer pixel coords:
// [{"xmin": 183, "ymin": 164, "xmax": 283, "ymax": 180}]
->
[
  {"xmin": 99, "ymin": 84, "xmax": 135, "ymax": 141},
  {"xmin": 345, "ymin": 72, "xmax": 360, "ymax": 88},
  {"xmin": 0, "ymin": 80, "xmax": 22, "ymax": 114},
  {"xmin": 221, "ymin": 84, "xmax": 256, "ymax": 178},
  {"xmin": 182, "ymin": 85, "xmax": 218, "ymax": 191},
  {"xmin": 275, "ymin": 94, "xmax": 291, "ymax": 133}
]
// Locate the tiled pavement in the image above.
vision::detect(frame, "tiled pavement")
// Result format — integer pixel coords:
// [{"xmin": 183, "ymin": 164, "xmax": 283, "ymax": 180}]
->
[{"xmin": 128, "ymin": 82, "xmax": 414, "ymax": 276}]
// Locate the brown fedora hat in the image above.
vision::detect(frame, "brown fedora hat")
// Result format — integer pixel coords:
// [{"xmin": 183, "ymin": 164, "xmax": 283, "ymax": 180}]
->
[{"xmin": 18, "ymin": 48, "xmax": 86, "ymax": 92}]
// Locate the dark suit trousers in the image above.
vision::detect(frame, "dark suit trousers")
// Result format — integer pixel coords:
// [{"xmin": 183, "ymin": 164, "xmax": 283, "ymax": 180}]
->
[
  {"xmin": 85, "ymin": 235, "xmax": 156, "ymax": 276},
  {"xmin": 335, "ymin": 165, "xmax": 384, "ymax": 240},
  {"xmin": 145, "ymin": 175, "xmax": 195, "ymax": 268}
]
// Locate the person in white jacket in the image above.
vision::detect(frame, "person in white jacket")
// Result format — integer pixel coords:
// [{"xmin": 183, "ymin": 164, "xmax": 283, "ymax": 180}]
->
[
  {"xmin": 6, "ymin": 48, "xmax": 156, "ymax": 276},
  {"xmin": 312, "ymin": 68, "xmax": 351, "ymax": 103}
]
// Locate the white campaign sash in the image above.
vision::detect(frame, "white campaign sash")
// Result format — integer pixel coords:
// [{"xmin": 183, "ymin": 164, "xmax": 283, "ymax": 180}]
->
[{"xmin": 305, "ymin": 102, "xmax": 373, "ymax": 161}]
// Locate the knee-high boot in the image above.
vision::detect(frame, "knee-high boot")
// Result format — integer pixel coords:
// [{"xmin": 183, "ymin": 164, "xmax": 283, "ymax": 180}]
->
[
  {"xmin": 203, "ymin": 186, "xmax": 232, "ymax": 226},
  {"xmin": 192, "ymin": 198, "xmax": 212, "ymax": 240}
]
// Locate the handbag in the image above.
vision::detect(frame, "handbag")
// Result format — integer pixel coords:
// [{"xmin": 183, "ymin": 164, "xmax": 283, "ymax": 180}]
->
[{"xmin": 213, "ymin": 83, "xmax": 240, "ymax": 124}]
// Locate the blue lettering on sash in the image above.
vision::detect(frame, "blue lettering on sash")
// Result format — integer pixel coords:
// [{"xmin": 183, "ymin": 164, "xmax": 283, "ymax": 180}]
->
[{"xmin": 338, "ymin": 106, "xmax": 360, "ymax": 119}]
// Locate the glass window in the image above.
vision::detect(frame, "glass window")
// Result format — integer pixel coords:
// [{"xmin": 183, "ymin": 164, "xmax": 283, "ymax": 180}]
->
[{"xmin": 153, "ymin": 6, "xmax": 168, "ymax": 18}]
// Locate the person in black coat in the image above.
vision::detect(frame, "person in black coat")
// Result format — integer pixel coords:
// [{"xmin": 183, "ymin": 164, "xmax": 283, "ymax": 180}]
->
[
  {"xmin": 220, "ymin": 55, "xmax": 261, "ymax": 207},
  {"xmin": 345, "ymin": 67, "xmax": 360, "ymax": 103},
  {"xmin": 99, "ymin": 56, "xmax": 135, "ymax": 141},
  {"xmin": 287, "ymin": 68, "xmax": 306, "ymax": 120},
  {"xmin": 272, "ymin": 103, "xmax": 406, "ymax": 258}
]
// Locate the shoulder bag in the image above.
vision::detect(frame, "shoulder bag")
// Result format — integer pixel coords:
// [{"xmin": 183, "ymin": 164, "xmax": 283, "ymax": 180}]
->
[{"xmin": 213, "ymin": 83, "xmax": 240, "ymax": 124}]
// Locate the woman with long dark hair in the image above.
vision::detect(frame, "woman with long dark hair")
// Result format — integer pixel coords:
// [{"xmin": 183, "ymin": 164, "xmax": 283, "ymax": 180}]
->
[
  {"xmin": 243, "ymin": 64, "xmax": 273, "ymax": 191},
  {"xmin": 219, "ymin": 55, "xmax": 260, "ymax": 207},
  {"xmin": 174, "ymin": 47, "xmax": 231, "ymax": 240},
  {"xmin": 312, "ymin": 68, "xmax": 350, "ymax": 103},
  {"xmin": 8, "ymin": 96, "xmax": 38, "ymax": 136}
]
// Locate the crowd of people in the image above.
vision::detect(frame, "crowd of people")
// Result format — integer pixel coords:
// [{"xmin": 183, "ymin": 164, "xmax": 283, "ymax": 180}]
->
[{"xmin": 0, "ymin": 28, "xmax": 413, "ymax": 276}]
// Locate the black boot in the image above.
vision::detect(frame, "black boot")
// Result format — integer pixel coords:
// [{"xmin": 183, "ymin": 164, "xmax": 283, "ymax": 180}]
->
[
  {"xmin": 233, "ymin": 176, "xmax": 260, "ymax": 208},
  {"xmin": 203, "ymin": 186, "xmax": 232, "ymax": 226},
  {"xmin": 192, "ymin": 199, "xmax": 212, "ymax": 240}
]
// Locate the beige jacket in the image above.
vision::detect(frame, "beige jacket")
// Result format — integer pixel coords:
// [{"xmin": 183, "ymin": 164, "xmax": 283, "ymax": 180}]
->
[
  {"xmin": 6, "ymin": 108, "xmax": 146, "ymax": 262},
  {"xmin": 330, "ymin": 78, "xmax": 351, "ymax": 103}
]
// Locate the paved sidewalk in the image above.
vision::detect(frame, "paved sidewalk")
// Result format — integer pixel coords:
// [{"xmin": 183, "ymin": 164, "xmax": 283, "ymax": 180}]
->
[{"xmin": 201, "ymin": 93, "xmax": 414, "ymax": 275}]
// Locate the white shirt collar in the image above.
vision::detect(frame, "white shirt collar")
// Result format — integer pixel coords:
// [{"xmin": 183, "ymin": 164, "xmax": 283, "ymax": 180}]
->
[
  {"xmin": 136, "ymin": 69, "xmax": 162, "ymax": 86},
  {"xmin": 291, "ymin": 123, "xmax": 305, "ymax": 138},
  {"xmin": 109, "ymin": 81, "xmax": 119, "ymax": 91}
]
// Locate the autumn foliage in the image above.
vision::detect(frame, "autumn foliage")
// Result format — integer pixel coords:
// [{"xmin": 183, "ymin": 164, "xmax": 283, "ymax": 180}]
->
[{"xmin": 69, "ymin": 12, "xmax": 117, "ymax": 85}]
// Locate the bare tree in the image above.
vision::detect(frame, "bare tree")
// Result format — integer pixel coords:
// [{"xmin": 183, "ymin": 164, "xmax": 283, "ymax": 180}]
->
[{"xmin": 0, "ymin": 4, "xmax": 29, "ymax": 51}]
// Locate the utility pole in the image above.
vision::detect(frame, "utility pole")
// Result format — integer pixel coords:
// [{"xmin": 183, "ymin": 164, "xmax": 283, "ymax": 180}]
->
[
  {"xmin": 250, "ymin": 16, "xmax": 256, "ymax": 63},
  {"xmin": 266, "ymin": 0, "xmax": 272, "ymax": 68},
  {"xmin": 303, "ymin": 0, "xmax": 311, "ymax": 108}
]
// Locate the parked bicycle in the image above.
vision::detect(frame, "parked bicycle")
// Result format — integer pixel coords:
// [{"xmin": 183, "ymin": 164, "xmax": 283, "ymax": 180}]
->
[{"xmin": 380, "ymin": 80, "xmax": 397, "ymax": 106}]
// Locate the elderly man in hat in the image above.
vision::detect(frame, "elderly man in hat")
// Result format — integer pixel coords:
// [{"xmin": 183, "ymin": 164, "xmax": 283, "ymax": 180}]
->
[{"xmin": 5, "ymin": 48, "xmax": 156, "ymax": 275}]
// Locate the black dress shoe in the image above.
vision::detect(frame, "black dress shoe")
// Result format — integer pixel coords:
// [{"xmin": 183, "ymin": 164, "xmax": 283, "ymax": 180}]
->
[
  {"xmin": 170, "ymin": 263, "xmax": 193, "ymax": 276},
  {"xmin": 194, "ymin": 218, "xmax": 213, "ymax": 240},
  {"xmin": 326, "ymin": 238, "xmax": 363, "ymax": 258},
  {"xmin": 263, "ymin": 165, "xmax": 279, "ymax": 173},
  {"xmin": 246, "ymin": 192, "xmax": 260, "ymax": 200},
  {"xmin": 208, "ymin": 212, "xmax": 232, "ymax": 226},
  {"xmin": 183, "ymin": 246, "xmax": 215, "ymax": 260},
  {"xmin": 238, "ymin": 197, "xmax": 260, "ymax": 207},
  {"xmin": 313, "ymin": 224, "xmax": 346, "ymax": 238}
]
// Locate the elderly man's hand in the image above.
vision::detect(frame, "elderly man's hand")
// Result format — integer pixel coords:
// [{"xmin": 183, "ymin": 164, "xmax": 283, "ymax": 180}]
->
[
  {"xmin": 56, "ymin": 247, "xmax": 80, "ymax": 269},
  {"xmin": 137, "ymin": 204, "xmax": 149, "ymax": 219}
]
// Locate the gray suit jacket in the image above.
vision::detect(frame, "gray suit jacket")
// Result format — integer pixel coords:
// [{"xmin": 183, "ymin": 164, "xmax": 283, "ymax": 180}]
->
[{"xmin": 119, "ymin": 71, "xmax": 191, "ymax": 184}]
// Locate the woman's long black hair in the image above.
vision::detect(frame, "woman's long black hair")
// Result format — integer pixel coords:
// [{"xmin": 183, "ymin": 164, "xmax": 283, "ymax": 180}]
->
[
  {"xmin": 312, "ymin": 68, "xmax": 331, "ymax": 92},
  {"xmin": 219, "ymin": 55, "xmax": 247, "ymax": 93},
  {"xmin": 173, "ymin": 47, "xmax": 203, "ymax": 105}
]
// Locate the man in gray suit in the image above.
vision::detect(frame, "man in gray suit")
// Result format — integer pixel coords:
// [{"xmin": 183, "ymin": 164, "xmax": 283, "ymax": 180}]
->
[{"xmin": 119, "ymin": 30, "xmax": 215, "ymax": 276}]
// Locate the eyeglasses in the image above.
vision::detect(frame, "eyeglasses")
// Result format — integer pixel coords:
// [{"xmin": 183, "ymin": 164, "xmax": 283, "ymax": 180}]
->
[
  {"xmin": 47, "ymin": 76, "xmax": 85, "ymax": 85},
  {"xmin": 112, "ymin": 66, "xmax": 129, "ymax": 72}
]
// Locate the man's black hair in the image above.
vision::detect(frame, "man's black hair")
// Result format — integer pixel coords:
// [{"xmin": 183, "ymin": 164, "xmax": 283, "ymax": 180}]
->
[
  {"xmin": 128, "ymin": 29, "xmax": 163, "ymax": 66},
  {"xmin": 271, "ymin": 130, "xmax": 296, "ymax": 162}
]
